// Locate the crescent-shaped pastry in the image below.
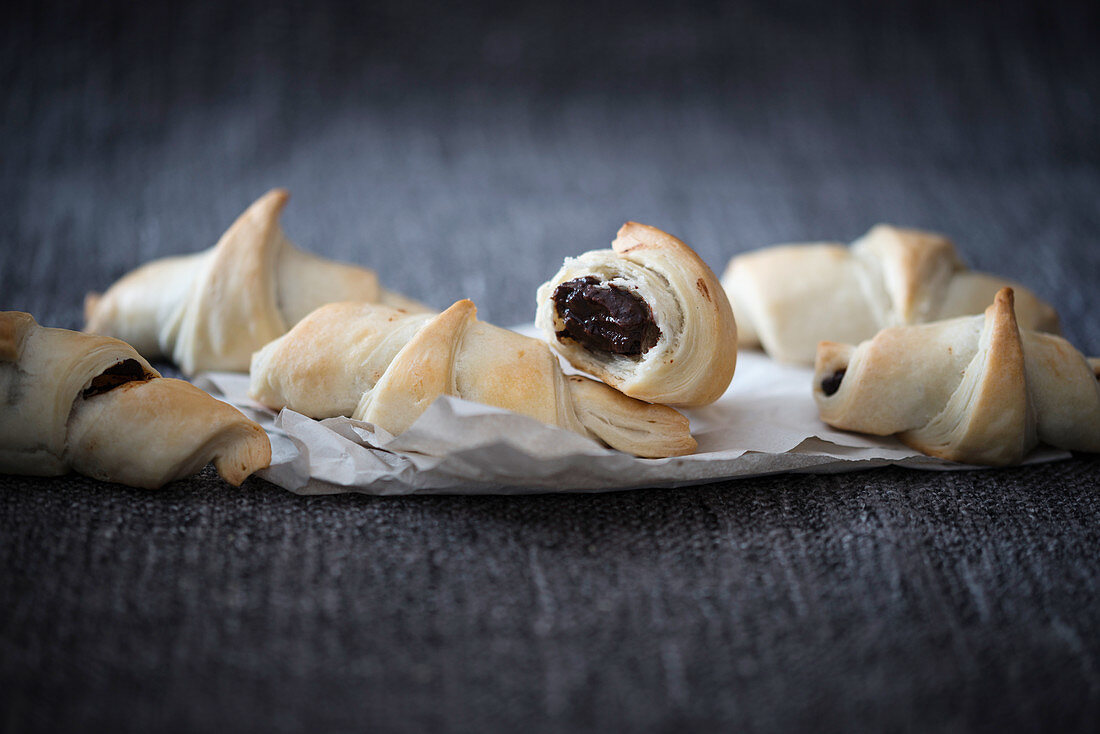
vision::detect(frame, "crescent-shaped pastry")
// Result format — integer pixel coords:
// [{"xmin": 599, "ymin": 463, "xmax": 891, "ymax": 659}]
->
[
  {"xmin": 84, "ymin": 188, "xmax": 431, "ymax": 375},
  {"xmin": 1, "ymin": 312, "xmax": 271, "ymax": 488},
  {"xmin": 534, "ymin": 222, "xmax": 737, "ymax": 407},
  {"xmin": 722, "ymin": 224, "xmax": 1060, "ymax": 364},
  {"xmin": 813, "ymin": 289, "xmax": 1099, "ymax": 465},
  {"xmin": 250, "ymin": 301, "xmax": 697, "ymax": 458}
]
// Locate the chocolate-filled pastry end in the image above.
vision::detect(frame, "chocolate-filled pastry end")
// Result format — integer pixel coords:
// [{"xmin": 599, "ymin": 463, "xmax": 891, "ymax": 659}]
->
[
  {"xmin": 820, "ymin": 369, "xmax": 846, "ymax": 397},
  {"xmin": 536, "ymin": 222, "xmax": 737, "ymax": 407},
  {"xmin": 552, "ymin": 276, "xmax": 661, "ymax": 356},
  {"xmin": 813, "ymin": 341, "xmax": 855, "ymax": 399},
  {"xmin": 81, "ymin": 359, "xmax": 155, "ymax": 399}
]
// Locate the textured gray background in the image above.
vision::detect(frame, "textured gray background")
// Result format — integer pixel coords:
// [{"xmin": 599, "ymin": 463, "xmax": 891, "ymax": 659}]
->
[{"xmin": 2, "ymin": 1, "xmax": 1099, "ymax": 732}]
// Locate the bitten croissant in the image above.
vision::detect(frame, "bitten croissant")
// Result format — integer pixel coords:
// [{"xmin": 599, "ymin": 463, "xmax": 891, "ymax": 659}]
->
[
  {"xmin": 534, "ymin": 222, "xmax": 737, "ymax": 407},
  {"xmin": 722, "ymin": 224, "xmax": 1060, "ymax": 364},
  {"xmin": 0, "ymin": 312, "xmax": 271, "ymax": 488},
  {"xmin": 813, "ymin": 289, "xmax": 1100, "ymax": 466},
  {"xmin": 250, "ymin": 301, "xmax": 697, "ymax": 458},
  {"xmin": 84, "ymin": 188, "xmax": 431, "ymax": 375}
]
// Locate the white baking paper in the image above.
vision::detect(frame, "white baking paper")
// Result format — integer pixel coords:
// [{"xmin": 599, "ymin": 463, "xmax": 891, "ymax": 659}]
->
[{"xmin": 195, "ymin": 335, "xmax": 1070, "ymax": 495}]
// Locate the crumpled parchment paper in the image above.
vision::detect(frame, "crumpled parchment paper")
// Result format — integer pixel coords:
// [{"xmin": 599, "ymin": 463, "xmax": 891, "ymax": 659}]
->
[{"xmin": 196, "ymin": 338, "xmax": 1068, "ymax": 495}]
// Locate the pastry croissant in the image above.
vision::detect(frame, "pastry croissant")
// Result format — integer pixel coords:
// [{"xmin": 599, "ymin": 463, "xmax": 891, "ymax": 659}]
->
[
  {"xmin": 250, "ymin": 300, "xmax": 697, "ymax": 458},
  {"xmin": 0, "ymin": 312, "xmax": 271, "ymax": 488},
  {"xmin": 535, "ymin": 222, "xmax": 737, "ymax": 407},
  {"xmin": 721, "ymin": 224, "xmax": 1060, "ymax": 364},
  {"xmin": 84, "ymin": 189, "xmax": 431, "ymax": 375},
  {"xmin": 813, "ymin": 289, "xmax": 1100, "ymax": 465}
]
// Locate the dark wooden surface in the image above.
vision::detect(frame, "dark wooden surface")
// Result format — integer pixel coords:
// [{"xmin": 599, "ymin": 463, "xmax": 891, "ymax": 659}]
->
[{"xmin": 2, "ymin": 1, "xmax": 1099, "ymax": 732}]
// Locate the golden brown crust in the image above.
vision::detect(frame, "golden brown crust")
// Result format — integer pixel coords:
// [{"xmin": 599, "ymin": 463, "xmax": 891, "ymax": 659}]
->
[
  {"xmin": 612, "ymin": 222, "xmax": 706, "ymax": 266},
  {"xmin": 67, "ymin": 378, "xmax": 271, "ymax": 488},
  {"xmin": 358, "ymin": 300, "xmax": 478, "ymax": 434},
  {"xmin": 0, "ymin": 311, "xmax": 34, "ymax": 362},
  {"xmin": 899, "ymin": 288, "xmax": 1031, "ymax": 464},
  {"xmin": 566, "ymin": 376, "xmax": 697, "ymax": 458},
  {"xmin": 858, "ymin": 225, "xmax": 963, "ymax": 324}
]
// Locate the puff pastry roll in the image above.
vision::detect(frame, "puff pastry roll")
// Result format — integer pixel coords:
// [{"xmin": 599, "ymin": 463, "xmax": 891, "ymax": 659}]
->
[
  {"xmin": 534, "ymin": 222, "xmax": 737, "ymax": 407},
  {"xmin": 250, "ymin": 300, "xmax": 697, "ymax": 458},
  {"xmin": 84, "ymin": 188, "xmax": 430, "ymax": 375},
  {"xmin": 0, "ymin": 312, "xmax": 271, "ymax": 488},
  {"xmin": 813, "ymin": 289, "xmax": 1100, "ymax": 466},
  {"xmin": 722, "ymin": 224, "xmax": 1060, "ymax": 364}
]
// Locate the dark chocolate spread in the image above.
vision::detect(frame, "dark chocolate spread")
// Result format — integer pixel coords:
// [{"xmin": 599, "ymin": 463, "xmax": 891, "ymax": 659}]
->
[
  {"xmin": 553, "ymin": 277, "xmax": 660, "ymax": 356},
  {"xmin": 82, "ymin": 359, "xmax": 151, "ymax": 399},
  {"xmin": 820, "ymin": 369, "xmax": 846, "ymax": 397}
]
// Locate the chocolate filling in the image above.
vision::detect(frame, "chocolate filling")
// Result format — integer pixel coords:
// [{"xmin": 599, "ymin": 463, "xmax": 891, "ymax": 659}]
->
[
  {"xmin": 820, "ymin": 369, "xmax": 846, "ymax": 397},
  {"xmin": 82, "ymin": 359, "xmax": 151, "ymax": 399},
  {"xmin": 552, "ymin": 277, "xmax": 660, "ymax": 356}
]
